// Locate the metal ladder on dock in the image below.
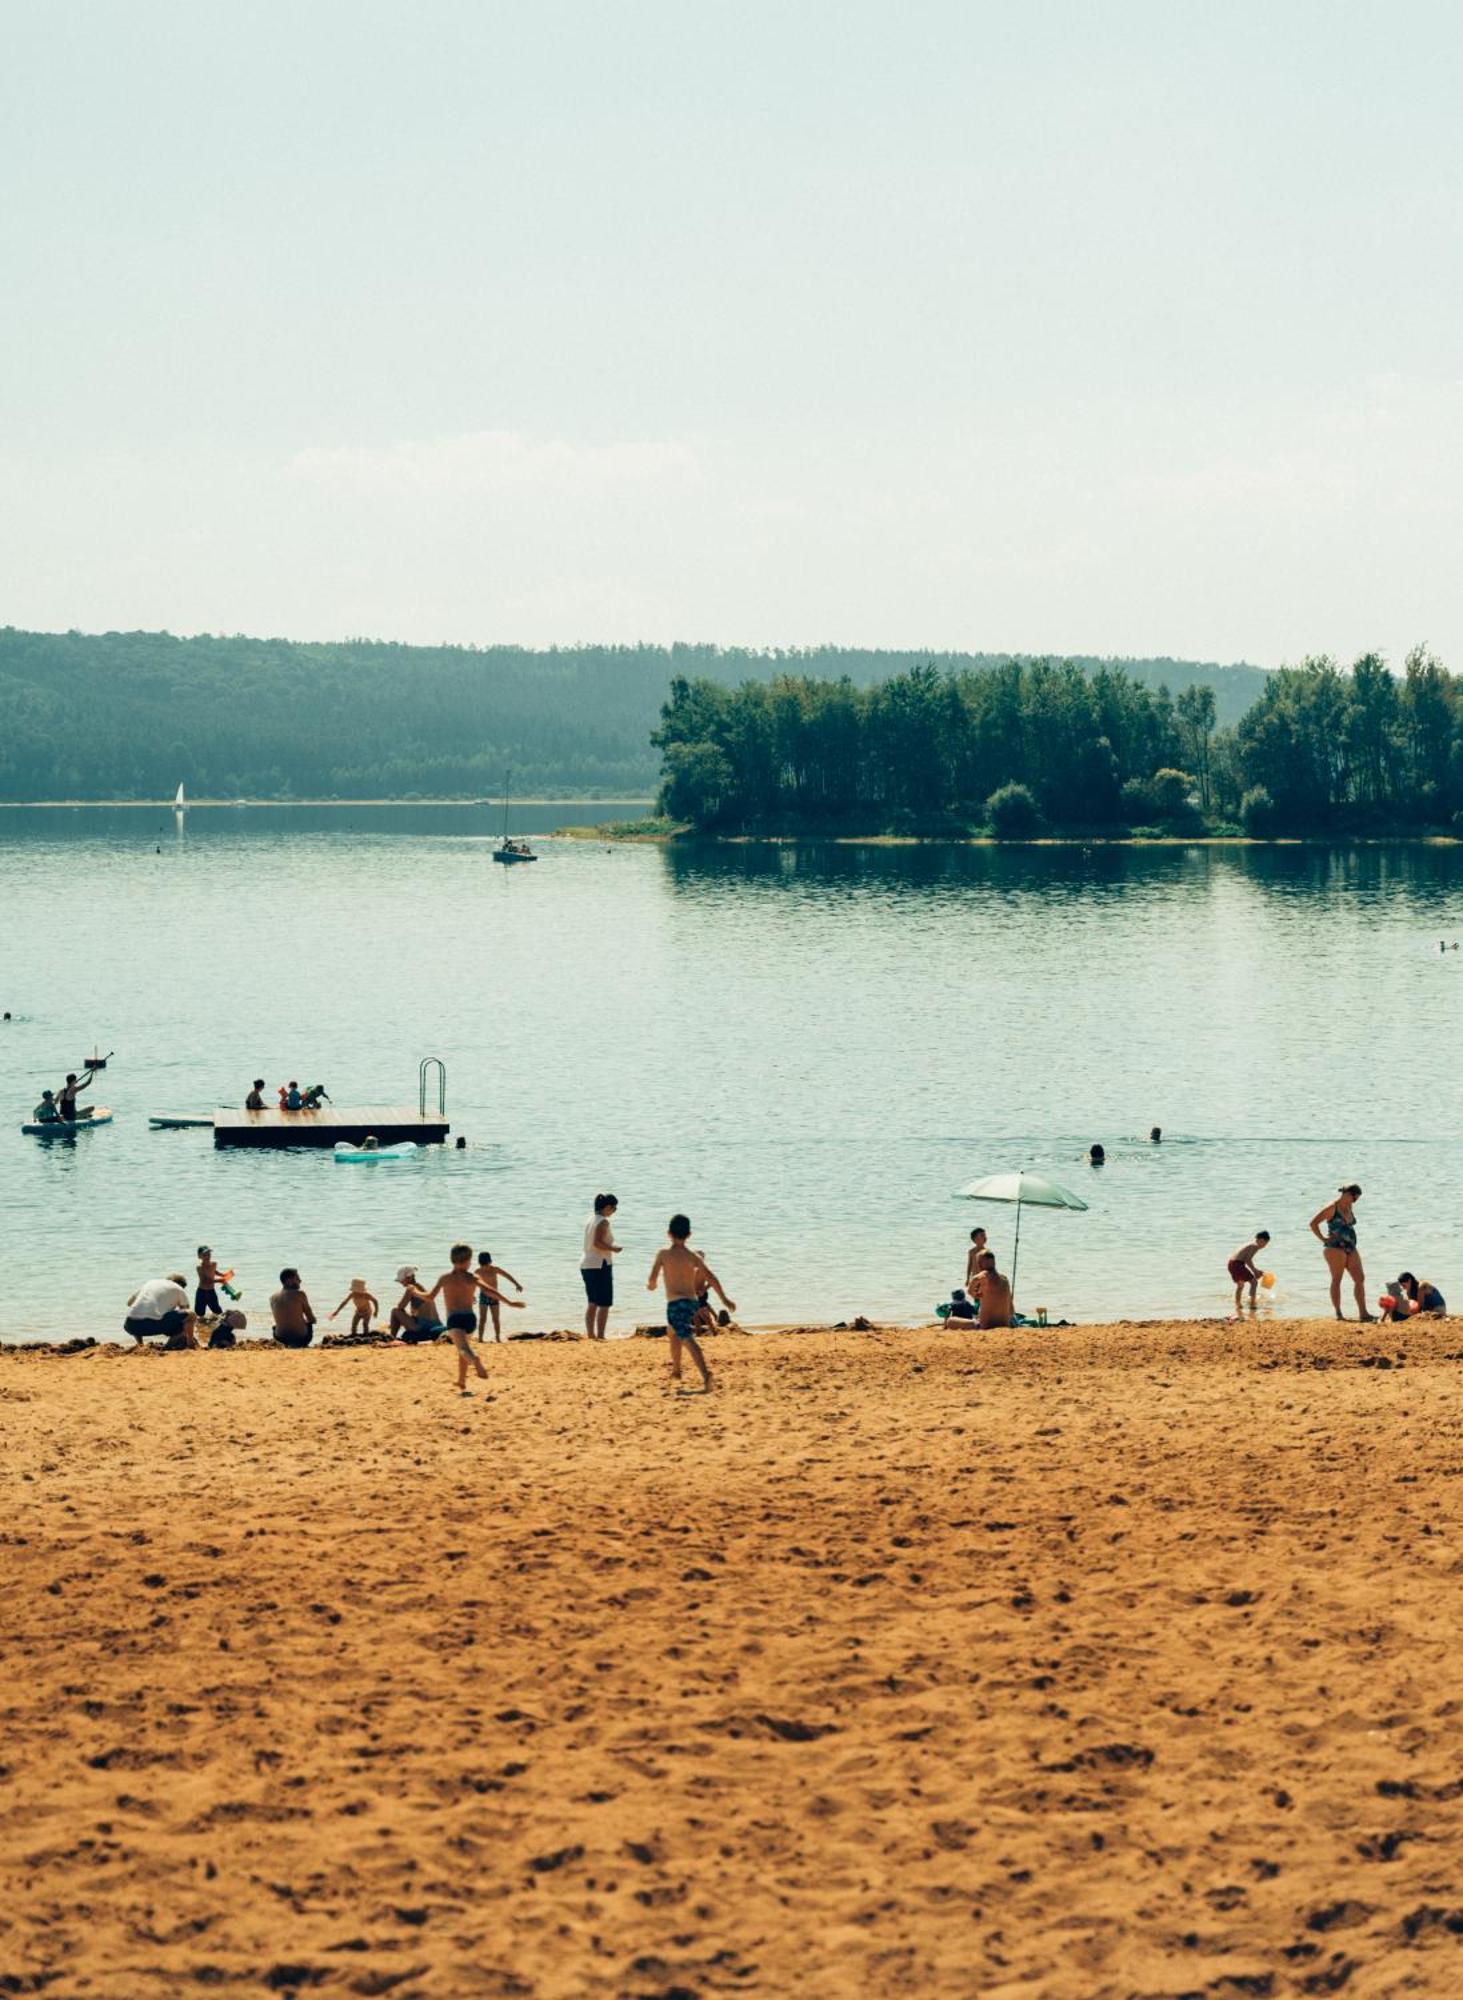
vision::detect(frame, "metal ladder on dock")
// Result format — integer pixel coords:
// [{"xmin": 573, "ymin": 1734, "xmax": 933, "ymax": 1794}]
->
[{"xmin": 419, "ymin": 1057, "xmax": 446, "ymax": 1119}]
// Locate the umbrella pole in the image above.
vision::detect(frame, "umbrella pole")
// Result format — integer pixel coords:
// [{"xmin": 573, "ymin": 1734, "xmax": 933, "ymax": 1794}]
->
[{"xmin": 1012, "ymin": 1198, "xmax": 1022, "ymax": 1313}]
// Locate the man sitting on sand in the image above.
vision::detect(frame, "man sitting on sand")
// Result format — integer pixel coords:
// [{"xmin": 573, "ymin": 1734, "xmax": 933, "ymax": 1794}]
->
[
  {"xmin": 123, "ymin": 1274, "xmax": 198, "ymax": 1349},
  {"xmin": 270, "ymin": 1269, "xmax": 317, "ymax": 1348},
  {"xmin": 971, "ymin": 1251, "xmax": 1014, "ymax": 1329},
  {"xmin": 426, "ymin": 1244, "xmax": 523, "ymax": 1393},
  {"xmin": 647, "ymin": 1214, "xmax": 732, "ymax": 1392}
]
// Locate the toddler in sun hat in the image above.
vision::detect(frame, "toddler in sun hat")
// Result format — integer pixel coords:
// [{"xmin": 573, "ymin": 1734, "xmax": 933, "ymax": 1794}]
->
[{"xmin": 328, "ymin": 1276, "xmax": 380, "ymax": 1336}]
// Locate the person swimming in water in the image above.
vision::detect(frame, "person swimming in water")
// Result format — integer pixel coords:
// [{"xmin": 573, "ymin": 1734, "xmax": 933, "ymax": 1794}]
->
[{"xmin": 1309, "ymin": 1184, "xmax": 1374, "ymax": 1322}]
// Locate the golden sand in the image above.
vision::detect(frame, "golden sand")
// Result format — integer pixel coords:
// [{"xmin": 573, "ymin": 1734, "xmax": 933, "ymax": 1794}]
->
[{"xmin": 4, "ymin": 1318, "xmax": 1463, "ymax": 1997}]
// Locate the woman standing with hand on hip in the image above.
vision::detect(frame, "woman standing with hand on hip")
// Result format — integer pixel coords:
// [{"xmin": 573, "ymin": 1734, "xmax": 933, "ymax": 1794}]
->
[
  {"xmin": 1310, "ymin": 1183, "xmax": 1374, "ymax": 1322},
  {"xmin": 580, "ymin": 1192, "xmax": 621, "ymax": 1340}
]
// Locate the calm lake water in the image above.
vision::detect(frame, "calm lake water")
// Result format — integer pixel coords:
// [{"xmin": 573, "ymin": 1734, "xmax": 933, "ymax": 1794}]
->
[{"xmin": 3, "ymin": 807, "xmax": 1461, "ymax": 1343}]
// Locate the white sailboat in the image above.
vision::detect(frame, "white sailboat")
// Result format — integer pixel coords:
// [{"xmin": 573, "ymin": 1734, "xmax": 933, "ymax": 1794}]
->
[{"xmin": 174, "ymin": 782, "xmax": 187, "ymax": 812}]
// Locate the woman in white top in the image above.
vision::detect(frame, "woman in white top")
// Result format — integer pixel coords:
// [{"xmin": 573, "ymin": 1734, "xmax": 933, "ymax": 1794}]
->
[{"xmin": 580, "ymin": 1192, "xmax": 621, "ymax": 1340}]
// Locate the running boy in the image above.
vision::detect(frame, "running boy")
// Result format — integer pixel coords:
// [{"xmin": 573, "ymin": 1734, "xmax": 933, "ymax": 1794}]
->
[
  {"xmin": 475, "ymin": 1249, "xmax": 523, "ymax": 1341},
  {"xmin": 646, "ymin": 1214, "xmax": 733, "ymax": 1392},
  {"xmin": 1228, "ymin": 1231, "xmax": 1271, "ymax": 1312},
  {"xmin": 329, "ymin": 1277, "xmax": 380, "ymax": 1335},
  {"xmin": 427, "ymin": 1244, "xmax": 523, "ymax": 1393}
]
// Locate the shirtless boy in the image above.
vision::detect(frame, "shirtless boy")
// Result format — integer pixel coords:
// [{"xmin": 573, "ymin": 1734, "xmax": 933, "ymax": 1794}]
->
[
  {"xmin": 1227, "ymin": 1231, "xmax": 1270, "ymax": 1312},
  {"xmin": 475, "ymin": 1249, "xmax": 523, "ymax": 1341},
  {"xmin": 691, "ymin": 1255, "xmax": 735, "ymax": 1338},
  {"xmin": 647, "ymin": 1214, "xmax": 733, "ymax": 1392},
  {"xmin": 965, "ymin": 1227, "xmax": 989, "ymax": 1290},
  {"xmin": 195, "ymin": 1246, "xmax": 225, "ymax": 1321},
  {"xmin": 428, "ymin": 1244, "xmax": 523, "ymax": 1392}
]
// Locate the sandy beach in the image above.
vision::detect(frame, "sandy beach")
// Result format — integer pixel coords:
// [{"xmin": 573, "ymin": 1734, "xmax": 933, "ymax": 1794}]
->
[{"xmin": 4, "ymin": 1317, "xmax": 1463, "ymax": 1997}]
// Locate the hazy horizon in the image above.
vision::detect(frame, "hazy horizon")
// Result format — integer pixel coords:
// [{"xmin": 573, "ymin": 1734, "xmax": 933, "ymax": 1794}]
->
[{"xmin": 4, "ymin": 0, "xmax": 1462, "ymax": 666}]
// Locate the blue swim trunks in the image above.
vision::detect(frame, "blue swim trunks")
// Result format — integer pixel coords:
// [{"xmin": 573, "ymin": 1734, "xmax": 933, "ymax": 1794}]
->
[{"xmin": 667, "ymin": 1297, "xmax": 701, "ymax": 1340}]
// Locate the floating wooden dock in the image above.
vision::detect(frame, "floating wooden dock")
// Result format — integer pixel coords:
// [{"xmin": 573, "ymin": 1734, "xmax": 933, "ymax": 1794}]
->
[{"xmin": 213, "ymin": 1106, "xmax": 450, "ymax": 1149}]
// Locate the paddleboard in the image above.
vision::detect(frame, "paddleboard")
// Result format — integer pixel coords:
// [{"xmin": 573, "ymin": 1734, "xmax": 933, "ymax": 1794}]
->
[
  {"xmin": 148, "ymin": 1114, "xmax": 214, "ymax": 1130},
  {"xmin": 333, "ymin": 1140, "xmax": 418, "ymax": 1163},
  {"xmin": 23, "ymin": 1108, "xmax": 113, "ymax": 1136}
]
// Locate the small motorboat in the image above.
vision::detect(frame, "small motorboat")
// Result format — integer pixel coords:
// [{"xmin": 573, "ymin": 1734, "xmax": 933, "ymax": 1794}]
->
[
  {"xmin": 333, "ymin": 1140, "xmax": 419, "ymax": 1163},
  {"xmin": 23, "ymin": 1107, "xmax": 113, "ymax": 1136},
  {"xmin": 148, "ymin": 1114, "xmax": 214, "ymax": 1130}
]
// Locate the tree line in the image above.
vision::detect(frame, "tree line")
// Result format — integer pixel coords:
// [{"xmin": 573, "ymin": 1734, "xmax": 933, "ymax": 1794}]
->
[
  {"xmin": 653, "ymin": 649, "xmax": 1463, "ymax": 837},
  {"xmin": 0, "ymin": 628, "xmax": 1264, "ymax": 801}
]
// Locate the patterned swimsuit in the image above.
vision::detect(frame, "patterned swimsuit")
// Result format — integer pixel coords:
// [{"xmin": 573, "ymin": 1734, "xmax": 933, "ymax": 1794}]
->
[{"xmin": 1324, "ymin": 1204, "xmax": 1357, "ymax": 1254}]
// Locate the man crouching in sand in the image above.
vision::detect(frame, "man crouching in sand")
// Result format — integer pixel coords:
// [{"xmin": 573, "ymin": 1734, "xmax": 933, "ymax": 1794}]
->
[
  {"xmin": 428, "ymin": 1244, "xmax": 523, "ymax": 1394},
  {"xmin": 647, "ymin": 1214, "xmax": 732, "ymax": 1392}
]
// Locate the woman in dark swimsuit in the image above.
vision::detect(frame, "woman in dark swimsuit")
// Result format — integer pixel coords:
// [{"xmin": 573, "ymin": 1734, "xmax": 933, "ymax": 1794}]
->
[{"xmin": 1309, "ymin": 1183, "xmax": 1374, "ymax": 1322}]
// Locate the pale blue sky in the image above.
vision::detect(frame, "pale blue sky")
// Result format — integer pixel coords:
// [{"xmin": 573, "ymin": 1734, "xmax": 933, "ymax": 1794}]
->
[{"xmin": 3, "ymin": 0, "xmax": 1462, "ymax": 660}]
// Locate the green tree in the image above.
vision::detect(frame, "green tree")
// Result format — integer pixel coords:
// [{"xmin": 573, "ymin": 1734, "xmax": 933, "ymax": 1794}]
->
[
  {"xmin": 659, "ymin": 741, "xmax": 735, "ymax": 827},
  {"xmin": 1240, "ymin": 785, "xmax": 1278, "ymax": 837},
  {"xmin": 1343, "ymin": 652, "xmax": 1399, "ymax": 813},
  {"xmin": 986, "ymin": 782, "xmax": 1043, "ymax": 838},
  {"xmin": 1149, "ymin": 768, "xmax": 1198, "ymax": 823},
  {"xmin": 1174, "ymin": 684, "xmax": 1216, "ymax": 810},
  {"xmin": 1398, "ymin": 645, "xmax": 1454, "ymax": 814}
]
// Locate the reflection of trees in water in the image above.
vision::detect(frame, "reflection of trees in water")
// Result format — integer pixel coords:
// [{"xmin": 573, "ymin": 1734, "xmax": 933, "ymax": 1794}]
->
[
  {"xmin": 661, "ymin": 839, "xmax": 1207, "ymax": 910},
  {"xmin": 661, "ymin": 838, "xmax": 1463, "ymax": 922},
  {"xmin": 1236, "ymin": 842, "xmax": 1463, "ymax": 912}
]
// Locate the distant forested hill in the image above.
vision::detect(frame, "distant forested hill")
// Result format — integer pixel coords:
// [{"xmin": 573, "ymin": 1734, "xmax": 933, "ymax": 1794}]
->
[{"xmin": 0, "ymin": 628, "xmax": 1268, "ymax": 799}]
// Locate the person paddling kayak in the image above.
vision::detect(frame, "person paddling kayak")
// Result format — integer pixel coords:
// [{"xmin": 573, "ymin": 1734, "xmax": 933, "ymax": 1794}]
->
[{"xmin": 56, "ymin": 1068, "xmax": 98, "ymax": 1121}]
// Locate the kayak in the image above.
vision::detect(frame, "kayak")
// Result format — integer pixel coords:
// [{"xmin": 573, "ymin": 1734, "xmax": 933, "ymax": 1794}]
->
[
  {"xmin": 333, "ymin": 1140, "xmax": 418, "ymax": 1163},
  {"xmin": 23, "ymin": 1107, "xmax": 113, "ymax": 1136},
  {"xmin": 148, "ymin": 1114, "xmax": 214, "ymax": 1130}
]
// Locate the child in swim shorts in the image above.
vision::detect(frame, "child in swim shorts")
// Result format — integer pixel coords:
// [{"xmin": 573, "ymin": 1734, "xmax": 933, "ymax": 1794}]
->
[{"xmin": 427, "ymin": 1244, "xmax": 524, "ymax": 1394}]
